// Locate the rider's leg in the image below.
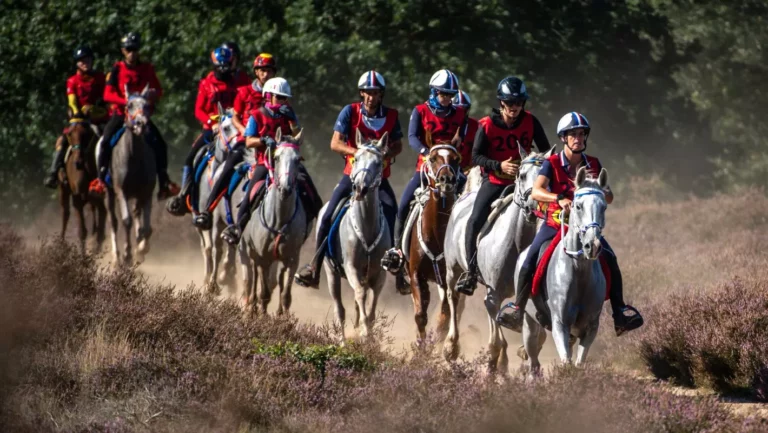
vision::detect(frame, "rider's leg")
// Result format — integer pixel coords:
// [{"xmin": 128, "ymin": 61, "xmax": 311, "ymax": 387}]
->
[
  {"xmin": 394, "ymin": 171, "xmax": 422, "ymax": 249},
  {"xmin": 180, "ymin": 131, "xmax": 213, "ymax": 198},
  {"xmin": 45, "ymin": 134, "xmax": 67, "ymax": 188},
  {"xmin": 96, "ymin": 115, "xmax": 123, "ymax": 181},
  {"xmin": 496, "ymin": 224, "xmax": 558, "ymax": 331},
  {"xmin": 601, "ymin": 238, "xmax": 644, "ymax": 335},
  {"xmin": 297, "ymin": 164, "xmax": 323, "ymax": 222},
  {"xmin": 221, "ymin": 164, "xmax": 269, "ymax": 244},
  {"xmin": 294, "ymin": 175, "xmax": 353, "ymax": 287},
  {"xmin": 192, "ymin": 143, "xmax": 245, "ymax": 228},
  {"xmin": 380, "ymin": 179, "xmax": 398, "ymax": 245},
  {"xmin": 147, "ymin": 119, "xmax": 178, "ymax": 198},
  {"xmin": 456, "ymin": 179, "xmax": 504, "ymax": 295}
]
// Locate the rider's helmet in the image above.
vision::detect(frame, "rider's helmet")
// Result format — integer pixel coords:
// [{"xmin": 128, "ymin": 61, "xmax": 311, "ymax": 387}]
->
[
  {"xmin": 496, "ymin": 76, "xmax": 529, "ymax": 102},
  {"xmin": 73, "ymin": 45, "xmax": 94, "ymax": 62},
  {"xmin": 120, "ymin": 32, "xmax": 141, "ymax": 50},
  {"xmin": 452, "ymin": 90, "xmax": 471, "ymax": 111},
  {"xmin": 429, "ymin": 69, "xmax": 460, "ymax": 94},
  {"xmin": 357, "ymin": 70, "xmax": 386, "ymax": 91},
  {"xmin": 556, "ymin": 112, "xmax": 591, "ymax": 137},
  {"xmin": 211, "ymin": 46, "xmax": 234, "ymax": 72},
  {"xmin": 253, "ymin": 53, "xmax": 277, "ymax": 71},
  {"xmin": 263, "ymin": 77, "xmax": 292, "ymax": 98},
  {"xmin": 222, "ymin": 41, "xmax": 241, "ymax": 63}
]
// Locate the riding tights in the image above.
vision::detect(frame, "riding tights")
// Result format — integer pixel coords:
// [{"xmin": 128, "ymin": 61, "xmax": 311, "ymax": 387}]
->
[
  {"xmin": 186, "ymin": 129, "xmax": 215, "ymax": 167},
  {"xmin": 464, "ymin": 179, "xmax": 506, "ymax": 268},
  {"xmin": 396, "ymin": 170, "xmax": 428, "ymax": 241},
  {"xmin": 234, "ymin": 164, "xmax": 269, "ymax": 231},
  {"xmin": 203, "ymin": 141, "xmax": 246, "ymax": 213},
  {"xmin": 518, "ymin": 223, "xmax": 626, "ymax": 316},
  {"xmin": 98, "ymin": 114, "xmax": 170, "ymax": 184}
]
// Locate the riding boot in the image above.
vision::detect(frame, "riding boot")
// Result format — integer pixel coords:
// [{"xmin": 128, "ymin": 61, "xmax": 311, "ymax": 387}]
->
[
  {"xmin": 496, "ymin": 266, "xmax": 539, "ymax": 332},
  {"xmin": 294, "ymin": 243, "xmax": 324, "ymax": 289},
  {"xmin": 605, "ymin": 254, "xmax": 644, "ymax": 336},
  {"xmin": 166, "ymin": 165, "xmax": 193, "ymax": 216},
  {"xmin": 44, "ymin": 143, "xmax": 66, "ymax": 189},
  {"xmin": 456, "ymin": 254, "xmax": 479, "ymax": 296},
  {"xmin": 221, "ymin": 180, "xmax": 265, "ymax": 245}
]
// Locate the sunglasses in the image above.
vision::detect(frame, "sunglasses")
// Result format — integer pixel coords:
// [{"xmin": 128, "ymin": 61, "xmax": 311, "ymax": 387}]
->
[
  {"xmin": 275, "ymin": 95, "xmax": 288, "ymax": 101},
  {"xmin": 437, "ymin": 91, "xmax": 455, "ymax": 98},
  {"xmin": 123, "ymin": 47, "xmax": 139, "ymax": 53},
  {"xmin": 502, "ymin": 99, "xmax": 525, "ymax": 107}
]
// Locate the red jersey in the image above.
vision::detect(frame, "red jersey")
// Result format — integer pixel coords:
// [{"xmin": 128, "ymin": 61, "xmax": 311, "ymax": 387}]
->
[
  {"xmin": 104, "ymin": 60, "xmax": 163, "ymax": 116},
  {"xmin": 66, "ymin": 71, "xmax": 106, "ymax": 108},
  {"xmin": 249, "ymin": 107, "xmax": 294, "ymax": 166},
  {"xmin": 414, "ymin": 103, "xmax": 466, "ymax": 171},
  {"xmin": 233, "ymin": 82, "xmax": 264, "ymax": 120},
  {"xmin": 195, "ymin": 71, "xmax": 239, "ymax": 130},
  {"xmin": 343, "ymin": 103, "xmax": 399, "ymax": 180},
  {"xmin": 459, "ymin": 117, "xmax": 479, "ymax": 169},
  {"xmin": 478, "ymin": 111, "xmax": 534, "ymax": 185},
  {"xmin": 543, "ymin": 151, "xmax": 603, "ymax": 228},
  {"xmin": 234, "ymin": 69, "xmax": 250, "ymax": 87}
]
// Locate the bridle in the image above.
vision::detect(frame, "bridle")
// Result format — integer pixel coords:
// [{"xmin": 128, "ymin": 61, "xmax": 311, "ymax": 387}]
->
[
  {"xmin": 350, "ymin": 145, "xmax": 384, "ymax": 190},
  {"xmin": 420, "ymin": 144, "xmax": 459, "ymax": 199},
  {"xmin": 562, "ymin": 188, "xmax": 605, "ymax": 258}
]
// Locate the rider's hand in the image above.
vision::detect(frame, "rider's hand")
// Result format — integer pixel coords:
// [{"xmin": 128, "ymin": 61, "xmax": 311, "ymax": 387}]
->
[
  {"xmin": 558, "ymin": 198, "xmax": 573, "ymax": 214},
  {"xmin": 262, "ymin": 136, "xmax": 277, "ymax": 149},
  {"xmin": 500, "ymin": 157, "xmax": 520, "ymax": 176},
  {"xmin": 81, "ymin": 105, "xmax": 93, "ymax": 115},
  {"xmin": 212, "ymin": 123, "xmax": 220, "ymax": 133},
  {"xmin": 278, "ymin": 104, "xmax": 297, "ymax": 120}
]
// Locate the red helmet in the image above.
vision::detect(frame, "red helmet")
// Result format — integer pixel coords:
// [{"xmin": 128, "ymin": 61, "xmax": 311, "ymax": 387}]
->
[{"xmin": 253, "ymin": 53, "xmax": 277, "ymax": 70}]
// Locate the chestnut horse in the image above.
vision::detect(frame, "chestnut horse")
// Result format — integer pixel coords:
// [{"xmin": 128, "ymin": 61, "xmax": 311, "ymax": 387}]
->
[
  {"xmin": 59, "ymin": 119, "xmax": 106, "ymax": 251},
  {"xmin": 403, "ymin": 130, "xmax": 462, "ymax": 360}
]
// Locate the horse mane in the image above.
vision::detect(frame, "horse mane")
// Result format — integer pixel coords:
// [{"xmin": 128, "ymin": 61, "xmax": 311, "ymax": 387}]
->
[{"xmin": 462, "ymin": 166, "xmax": 483, "ymax": 196}]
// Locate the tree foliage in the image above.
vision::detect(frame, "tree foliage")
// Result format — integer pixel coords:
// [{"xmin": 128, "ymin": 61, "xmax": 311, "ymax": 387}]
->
[{"xmin": 1, "ymin": 0, "xmax": 765, "ymax": 215}]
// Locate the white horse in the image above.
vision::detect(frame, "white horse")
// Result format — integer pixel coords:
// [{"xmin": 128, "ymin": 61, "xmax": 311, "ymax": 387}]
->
[
  {"xmin": 238, "ymin": 128, "xmax": 307, "ymax": 317},
  {"xmin": 321, "ymin": 130, "xmax": 391, "ymax": 342},
  {"xmin": 516, "ymin": 167, "xmax": 609, "ymax": 375}
]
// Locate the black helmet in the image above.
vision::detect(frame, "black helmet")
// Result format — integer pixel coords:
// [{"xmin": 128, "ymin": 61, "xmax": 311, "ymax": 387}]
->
[
  {"xmin": 73, "ymin": 45, "xmax": 94, "ymax": 61},
  {"xmin": 222, "ymin": 41, "xmax": 241, "ymax": 60},
  {"xmin": 496, "ymin": 76, "xmax": 529, "ymax": 102},
  {"xmin": 121, "ymin": 32, "xmax": 141, "ymax": 50}
]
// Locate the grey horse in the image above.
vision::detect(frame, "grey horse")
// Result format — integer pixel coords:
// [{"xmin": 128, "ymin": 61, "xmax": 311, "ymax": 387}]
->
[
  {"xmin": 321, "ymin": 130, "xmax": 391, "ymax": 342},
  {"xmin": 516, "ymin": 167, "xmax": 608, "ymax": 375},
  {"xmin": 195, "ymin": 109, "xmax": 239, "ymax": 293},
  {"xmin": 97, "ymin": 85, "xmax": 156, "ymax": 265},
  {"xmin": 443, "ymin": 146, "xmax": 553, "ymax": 371},
  {"xmin": 238, "ymin": 128, "xmax": 307, "ymax": 317}
]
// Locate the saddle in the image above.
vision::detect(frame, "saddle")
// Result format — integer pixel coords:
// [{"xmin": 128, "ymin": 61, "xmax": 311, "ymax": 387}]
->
[
  {"xmin": 477, "ymin": 185, "xmax": 518, "ymax": 242},
  {"xmin": 401, "ymin": 187, "xmax": 431, "ymax": 264}
]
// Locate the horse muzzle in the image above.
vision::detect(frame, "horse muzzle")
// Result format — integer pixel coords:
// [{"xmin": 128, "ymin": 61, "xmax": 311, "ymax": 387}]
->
[{"xmin": 582, "ymin": 236, "xmax": 603, "ymax": 260}]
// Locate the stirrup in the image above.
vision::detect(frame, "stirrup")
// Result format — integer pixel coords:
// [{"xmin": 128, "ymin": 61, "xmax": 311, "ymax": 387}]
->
[
  {"xmin": 166, "ymin": 195, "xmax": 190, "ymax": 216},
  {"xmin": 220, "ymin": 225, "xmax": 242, "ymax": 245},
  {"xmin": 496, "ymin": 303, "xmax": 525, "ymax": 332},
  {"xmin": 293, "ymin": 264, "xmax": 320, "ymax": 289},
  {"xmin": 381, "ymin": 248, "xmax": 404, "ymax": 273},
  {"xmin": 44, "ymin": 174, "xmax": 59, "ymax": 189},
  {"xmin": 192, "ymin": 212, "xmax": 212, "ymax": 230},
  {"xmin": 614, "ymin": 305, "xmax": 644, "ymax": 337},
  {"xmin": 456, "ymin": 269, "xmax": 477, "ymax": 296}
]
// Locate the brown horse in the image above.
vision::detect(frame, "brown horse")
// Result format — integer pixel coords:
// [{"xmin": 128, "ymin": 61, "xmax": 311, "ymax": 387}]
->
[
  {"xmin": 403, "ymin": 129, "xmax": 462, "ymax": 359},
  {"xmin": 59, "ymin": 119, "xmax": 106, "ymax": 251}
]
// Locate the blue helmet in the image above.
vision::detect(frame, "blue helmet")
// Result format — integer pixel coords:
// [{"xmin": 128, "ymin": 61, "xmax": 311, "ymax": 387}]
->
[
  {"xmin": 429, "ymin": 69, "xmax": 459, "ymax": 94},
  {"xmin": 211, "ymin": 47, "xmax": 234, "ymax": 71},
  {"xmin": 452, "ymin": 90, "xmax": 471, "ymax": 110},
  {"xmin": 358, "ymin": 70, "xmax": 386, "ymax": 91}
]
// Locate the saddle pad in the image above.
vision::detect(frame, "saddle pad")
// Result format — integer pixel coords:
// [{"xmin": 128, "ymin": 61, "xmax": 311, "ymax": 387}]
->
[
  {"xmin": 477, "ymin": 193, "xmax": 516, "ymax": 242},
  {"xmin": 532, "ymin": 225, "xmax": 611, "ymax": 300},
  {"xmin": 326, "ymin": 200, "xmax": 350, "ymax": 260},
  {"xmin": 109, "ymin": 126, "xmax": 126, "ymax": 147},
  {"xmin": 249, "ymin": 179, "xmax": 266, "ymax": 202},
  {"xmin": 401, "ymin": 200, "xmax": 422, "ymax": 264}
]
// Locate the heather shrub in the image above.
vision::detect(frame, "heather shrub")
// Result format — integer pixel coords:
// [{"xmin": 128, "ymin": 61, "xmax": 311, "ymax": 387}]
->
[{"xmin": 637, "ymin": 279, "xmax": 768, "ymax": 399}]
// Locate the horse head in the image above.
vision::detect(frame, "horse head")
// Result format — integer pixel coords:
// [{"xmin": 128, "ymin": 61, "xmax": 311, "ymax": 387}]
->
[
  {"xmin": 569, "ymin": 166, "xmax": 609, "ymax": 260},
  {"xmin": 516, "ymin": 144, "xmax": 555, "ymax": 223},
  {"xmin": 424, "ymin": 128, "xmax": 461, "ymax": 199},
  {"xmin": 65, "ymin": 120, "xmax": 96, "ymax": 171},
  {"xmin": 215, "ymin": 103, "xmax": 238, "ymax": 153},
  {"xmin": 272, "ymin": 127, "xmax": 302, "ymax": 199},
  {"xmin": 350, "ymin": 129, "xmax": 388, "ymax": 201},
  {"xmin": 124, "ymin": 83, "xmax": 152, "ymax": 136}
]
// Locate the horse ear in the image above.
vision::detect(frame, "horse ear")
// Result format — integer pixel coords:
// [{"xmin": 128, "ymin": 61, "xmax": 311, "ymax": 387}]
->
[
  {"xmin": 355, "ymin": 128, "xmax": 364, "ymax": 147},
  {"xmin": 141, "ymin": 83, "xmax": 150, "ymax": 98},
  {"xmin": 518, "ymin": 141, "xmax": 529, "ymax": 161},
  {"xmin": 378, "ymin": 131, "xmax": 389, "ymax": 151},
  {"xmin": 575, "ymin": 166, "xmax": 587, "ymax": 189},
  {"xmin": 275, "ymin": 127, "xmax": 282, "ymax": 143},
  {"xmin": 294, "ymin": 128, "xmax": 304, "ymax": 145},
  {"xmin": 217, "ymin": 102, "xmax": 224, "ymax": 118},
  {"xmin": 598, "ymin": 168, "xmax": 609, "ymax": 189},
  {"xmin": 544, "ymin": 145, "xmax": 556, "ymax": 159}
]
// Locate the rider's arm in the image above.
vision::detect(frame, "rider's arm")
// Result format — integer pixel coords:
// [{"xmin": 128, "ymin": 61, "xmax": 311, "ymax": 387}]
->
[
  {"xmin": 194, "ymin": 80, "xmax": 211, "ymax": 127},
  {"xmin": 408, "ymin": 107, "xmax": 428, "ymax": 154},
  {"xmin": 65, "ymin": 76, "xmax": 81, "ymax": 115},
  {"xmin": 531, "ymin": 115, "xmax": 551, "ymax": 152},
  {"xmin": 244, "ymin": 115, "xmax": 265, "ymax": 149},
  {"xmin": 471, "ymin": 126, "xmax": 501, "ymax": 173},
  {"xmin": 231, "ymin": 89, "xmax": 246, "ymax": 134},
  {"xmin": 103, "ymin": 64, "xmax": 126, "ymax": 107},
  {"xmin": 330, "ymin": 105, "xmax": 357, "ymax": 157},
  {"xmin": 531, "ymin": 173, "xmax": 556, "ymax": 202}
]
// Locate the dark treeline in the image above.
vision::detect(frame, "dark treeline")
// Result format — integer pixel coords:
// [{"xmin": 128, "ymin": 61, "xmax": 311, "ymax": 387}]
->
[{"xmin": 1, "ymin": 0, "xmax": 766, "ymax": 215}]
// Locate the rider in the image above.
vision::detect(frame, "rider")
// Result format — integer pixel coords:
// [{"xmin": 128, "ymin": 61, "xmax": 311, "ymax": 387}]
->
[
  {"xmin": 222, "ymin": 41, "xmax": 251, "ymax": 87},
  {"xmin": 44, "ymin": 45, "xmax": 107, "ymax": 188},
  {"xmin": 92, "ymin": 32, "xmax": 178, "ymax": 199},
  {"xmin": 381, "ymin": 69, "xmax": 466, "ymax": 291},
  {"xmin": 215, "ymin": 77, "xmax": 322, "ymax": 245},
  {"xmin": 294, "ymin": 70, "xmax": 403, "ymax": 288},
  {"xmin": 167, "ymin": 46, "xmax": 238, "ymax": 216},
  {"xmin": 232, "ymin": 53, "xmax": 277, "ymax": 134},
  {"xmin": 455, "ymin": 76, "xmax": 551, "ymax": 295},
  {"xmin": 453, "ymin": 90, "xmax": 477, "ymax": 173},
  {"xmin": 495, "ymin": 112, "xmax": 644, "ymax": 336}
]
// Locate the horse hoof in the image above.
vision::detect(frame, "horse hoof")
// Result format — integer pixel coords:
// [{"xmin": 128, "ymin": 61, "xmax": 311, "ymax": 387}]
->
[
  {"xmin": 207, "ymin": 281, "xmax": 221, "ymax": 296},
  {"xmin": 517, "ymin": 345, "xmax": 529, "ymax": 361},
  {"xmin": 442, "ymin": 342, "xmax": 460, "ymax": 362}
]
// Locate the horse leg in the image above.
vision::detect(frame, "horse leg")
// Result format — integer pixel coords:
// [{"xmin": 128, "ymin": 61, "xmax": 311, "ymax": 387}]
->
[
  {"xmin": 106, "ymin": 190, "xmax": 120, "ymax": 264},
  {"xmin": 256, "ymin": 264, "xmax": 271, "ymax": 316},
  {"xmin": 435, "ymin": 283, "xmax": 450, "ymax": 344},
  {"xmin": 551, "ymin": 317, "xmax": 573, "ymax": 364},
  {"xmin": 238, "ymin": 242, "xmax": 255, "ymax": 316},
  {"xmin": 208, "ymin": 227, "xmax": 224, "ymax": 295},
  {"xmin": 279, "ymin": 262, "xmax": 296, "ymax": 315},
  {"xmin": 575, "ymin": 322, "xmax": 599, "ymax": 367},
  {"xmin": 522, "ymin": 314, "xmax": 545, "ymax": 378},
  {"xmin": 484, "ymin": 289, "xmax": 503, "ymax": 373},
  {"xmin": 410, "ymin": 265, "xmax": 429, "ymax": 342},
  {"xmin": 442, "ymin": 283, "xmax": 461, "ymax": 362},
  {"xmin": 116, "ymin": 194, "xmax": 133, "ymax": 264},
  {"xmin": 347, "ymin": 272, "xmax": 370, "ymax": 339},
  {"xmin": 95, "ymin": 199, "xmax": 107, "ymax": 252},
  {"xmin": 135, "ymin": 198, "xmax": 152, "ymax": 262},
  {"xmin": 73, "ymin": 196, "xmax": 87, "ymax": 252},
  {"xmin": 324, "ymin": 261, "xmax": 345, "ymax": 343},
  {"xmin": 59, "ymin": 186, "xmax": 71, "ymax": 239},
  {"xmin": 367, "ymin": 271, "xmax": 385, "ymax": 331},
  {"xmin": 198, "ymin": 228, "xmax": 214, "ymax": 287}
]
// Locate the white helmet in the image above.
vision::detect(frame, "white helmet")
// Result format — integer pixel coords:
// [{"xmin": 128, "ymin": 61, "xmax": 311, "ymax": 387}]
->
[
  {"xmin": 429, "ymin": 69, "xmax": 459, "ymax": 94},
  {"xmin": 358, "ymin": 70, "xmax": 386, "ymax": 90},
  {"xmin": 556, "ymin": 112, "xmax": 591, "ymax": 137},
  {"xmin": 263, "ymin": 77, "xmax": 292, "ymax": 98}
]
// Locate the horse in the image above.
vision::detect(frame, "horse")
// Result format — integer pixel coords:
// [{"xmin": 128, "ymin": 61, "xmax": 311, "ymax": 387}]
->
[
  {"xmin": 516, "ymin": 167, "xmax": 609, "ymax": 375},
  {"xmin": 195, "ymin": 106, "xmax": 240, "ymax": 293},
  {"xmin": 238, "ymin": 128, "xmax": 307, "ymax": 317},
  {"xmin": 58, "ymin": 118, "xmax": 106, "ymax": 251},
  {"xmin": 443, "ymin": 145, "xmax": 553, "ymax": 372},
  {"xmin": 399, "ymin": 132, "xmax": 462, "ymax": 360},
  {"xmin": 321, "ymin": 130, "xmax": 391, "ymax": 343},
  {"xmin": 97, "ymin": 84, "xmax": 156, "ymax": 265}
]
